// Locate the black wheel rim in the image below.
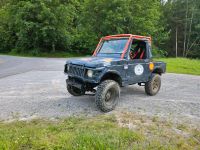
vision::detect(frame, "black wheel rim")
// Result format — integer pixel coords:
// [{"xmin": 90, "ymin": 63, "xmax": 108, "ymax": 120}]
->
[
  {"xmin": 105, "ymin": 88, "xmax": 117, "ymax": 106},
  {"xmin": 152, "ymin": 78, "xmax": 160, "ymax": 93}
]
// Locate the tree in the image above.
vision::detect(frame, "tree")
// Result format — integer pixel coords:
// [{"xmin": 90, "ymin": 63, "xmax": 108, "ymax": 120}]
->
[
  {"xmin": 77, "ymin": 0, "xmax": 166, "ymax": 53},
  {"xmin": 0, "ymin": 0, "xmax": 80, "ymax": 54},
  {"xmin": 1, "ymin": 0, "xmax": 199, "ymax": 58},
  {"xmin": 162, "ymin": 0, "xmax": 200, "ymax": 58}
]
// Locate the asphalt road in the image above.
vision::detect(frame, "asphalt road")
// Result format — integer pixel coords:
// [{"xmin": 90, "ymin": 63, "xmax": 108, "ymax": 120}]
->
[{"xmin": 0, "ymin": 55, "xmax": 200, "ymax": 124}]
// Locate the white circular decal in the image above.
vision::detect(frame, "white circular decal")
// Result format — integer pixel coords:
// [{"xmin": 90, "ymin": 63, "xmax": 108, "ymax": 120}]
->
[{"xmin": 134, "ymin": 64, "xmax": 144, "ymax": 76}]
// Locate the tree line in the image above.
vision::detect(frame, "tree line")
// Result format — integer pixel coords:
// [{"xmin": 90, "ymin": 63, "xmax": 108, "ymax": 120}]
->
[
  {"xmin": 162, "ymin": 0, "xmax": 200, "ymax": 58},
  {"xmin": 0, "ymin": 0, "xmax": 199, "ymax": 58}
]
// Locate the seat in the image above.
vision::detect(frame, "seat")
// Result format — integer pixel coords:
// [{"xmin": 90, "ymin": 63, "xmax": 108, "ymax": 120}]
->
[
  {"xmin": 130, "ymin": 42, "xmax": 146, "ymax": 60},
  {"xmin": 133, "ymin": 48, "xmax": 144, "ymax": 59}
]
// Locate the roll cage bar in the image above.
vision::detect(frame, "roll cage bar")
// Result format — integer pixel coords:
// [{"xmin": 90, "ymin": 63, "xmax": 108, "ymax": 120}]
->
[{"xmin": 93, "ymin": 34, "xmax": 152, "ymax": 59}]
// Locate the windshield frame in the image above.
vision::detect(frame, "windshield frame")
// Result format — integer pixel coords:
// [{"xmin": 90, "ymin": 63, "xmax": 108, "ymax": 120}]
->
[
  {"xmin": 94, "ymin": 37, "xmax": 130, "ymax": 58},
  {"xmin": 98, "ymin": 38, "xmax": 128, "ymax": 55},
  {"xmin": 93, "ymin": 34, "xmax": 151, "ymax": 59}
]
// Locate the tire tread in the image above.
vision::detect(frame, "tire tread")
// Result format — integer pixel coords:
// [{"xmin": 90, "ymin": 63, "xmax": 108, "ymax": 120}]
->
[
  {"xmin": 145, "ymin": 74, "xmax": 161, "ymax": 96},
  {"xmin": 95, "ymin": 80, "xmax": 120, "ymax": 112}
]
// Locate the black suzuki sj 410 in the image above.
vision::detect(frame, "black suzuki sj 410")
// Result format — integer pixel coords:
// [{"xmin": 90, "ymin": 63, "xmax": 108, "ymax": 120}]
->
[{"xmin": 64, "ymin": 34, "xmax": 166, "ymax": 112}]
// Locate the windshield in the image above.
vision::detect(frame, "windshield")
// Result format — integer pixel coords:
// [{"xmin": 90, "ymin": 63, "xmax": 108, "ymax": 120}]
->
[{"xmin": 97, "ymin": 38, "xmax": 128, "ymax": 54}]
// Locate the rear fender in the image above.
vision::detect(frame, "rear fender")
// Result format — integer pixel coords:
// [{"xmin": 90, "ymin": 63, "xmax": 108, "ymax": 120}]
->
[{"xmin": 152, "ymin": 62, "xmax": 166, "ymax": 75}]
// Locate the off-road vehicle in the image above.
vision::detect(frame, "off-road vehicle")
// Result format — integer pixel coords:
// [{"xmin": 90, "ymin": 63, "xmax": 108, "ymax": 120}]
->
[{"xmin": 64, "ymin": 34, "xmax": 166, "ymax": 112}]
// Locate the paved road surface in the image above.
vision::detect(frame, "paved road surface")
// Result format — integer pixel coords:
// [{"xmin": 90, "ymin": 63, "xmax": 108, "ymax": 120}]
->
[{"xmin": 0, "ymin": 55, "xmax": 200, "ymax": 124}]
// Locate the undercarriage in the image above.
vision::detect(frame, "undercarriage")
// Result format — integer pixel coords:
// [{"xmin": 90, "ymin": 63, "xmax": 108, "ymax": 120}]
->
[{"xmin": 66, "ymin": 76, "xmax": 97, "ymax": 94}]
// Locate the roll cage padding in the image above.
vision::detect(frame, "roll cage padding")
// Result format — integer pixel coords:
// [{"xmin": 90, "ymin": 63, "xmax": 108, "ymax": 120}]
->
[
  {"xmin": 140, "ymin": 50, "xmax": 145, "ymax": 59},
  {"xmin": 130, "ymin": 48, "xmax": 145, "ymax": 59}
]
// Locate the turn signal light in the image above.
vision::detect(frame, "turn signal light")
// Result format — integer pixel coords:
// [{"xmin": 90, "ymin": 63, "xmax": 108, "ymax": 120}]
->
[{"xmin": 149, "ymin": 62, "xmax": 154, "ymax": 71}]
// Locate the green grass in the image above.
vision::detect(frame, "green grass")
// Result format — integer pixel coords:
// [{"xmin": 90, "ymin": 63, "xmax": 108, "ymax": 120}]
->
[
  {"xmin": 0, "ymin": 114, "xmax": 199, "ymax": 150},
  {"xmin": 155, "ymin": 58, "xmax": 200, "ymax": 76},
  {"xmin": 0, "ymin": 116, "xmax": 141, "ymax": 150}
]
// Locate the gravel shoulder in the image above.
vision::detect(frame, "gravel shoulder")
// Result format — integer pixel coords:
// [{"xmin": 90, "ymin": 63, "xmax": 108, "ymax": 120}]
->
[{"xmin": 0, "ymin": 55, "xmax": 200, "ymax": 125}]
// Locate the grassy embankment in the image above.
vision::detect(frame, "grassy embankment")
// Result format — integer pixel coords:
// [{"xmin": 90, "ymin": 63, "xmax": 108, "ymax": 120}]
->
[
  {"xmin": 0, "ymin": 113, "xmax": 199, "ymax": 150},
  {"xmin": 155, "ymin": 58, "xmax": 200, "ymax": 76}
]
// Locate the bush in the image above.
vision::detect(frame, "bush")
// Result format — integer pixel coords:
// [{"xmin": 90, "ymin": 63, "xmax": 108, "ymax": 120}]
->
[{"xmin": 152, "ymin": 48, "xmax": 168, "ymax": 58}]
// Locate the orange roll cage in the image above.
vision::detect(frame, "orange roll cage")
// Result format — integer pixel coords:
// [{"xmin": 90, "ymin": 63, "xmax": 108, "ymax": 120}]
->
[{"xmin": 93, "ymin": 34, "xmax": 152, "ymax": 59}]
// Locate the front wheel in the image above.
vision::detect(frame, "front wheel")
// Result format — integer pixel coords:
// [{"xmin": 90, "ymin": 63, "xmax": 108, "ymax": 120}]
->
[
  {"xmin": 67, "ymin": 84, "xmax": 84, "ymax": 96},
  {"xmin": 145, "ymin": 74, "xmax": 161, "ymax": 96},
  {"xmin": 95, "ymin": 80, "xmax": 120, "ymax": 112}
]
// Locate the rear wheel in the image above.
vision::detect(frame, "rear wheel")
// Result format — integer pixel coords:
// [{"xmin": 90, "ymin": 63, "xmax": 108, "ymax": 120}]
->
[
  {"xmin": 95, "ymin": 80, "xmax": 120, "ymax": 112},
  {"xmin": 67, "ymin": 84, "xmax": 84, "ymax": 96},
  {"xmin": 145, "ymin": 74, "xmax": 161, "ymax": 96}
]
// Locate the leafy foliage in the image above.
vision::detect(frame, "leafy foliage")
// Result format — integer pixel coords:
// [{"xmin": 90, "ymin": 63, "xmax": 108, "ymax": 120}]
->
[
  {"xmin": 0, "ymin": 0, "xmax": 79, "ymax": 54},
  {"xmin": 0, "ymin": 0, "xmax": 165, "ymax": 55},
  {"xmin": 78, "ymin": 0, "xmax": 165, "ymax": 52},
  {"xmin": 0, "ymin": 0, "xmax": 199, "ymax": 58},
  {"xmin": 162, "ymin": 0, "xmax": 200, "ymax": 58}
]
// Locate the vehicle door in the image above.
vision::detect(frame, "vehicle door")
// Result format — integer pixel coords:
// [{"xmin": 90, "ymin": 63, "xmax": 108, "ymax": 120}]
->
[{"xmin": 126, "ymin": 40, "xmax": 150, "ymax": 84}]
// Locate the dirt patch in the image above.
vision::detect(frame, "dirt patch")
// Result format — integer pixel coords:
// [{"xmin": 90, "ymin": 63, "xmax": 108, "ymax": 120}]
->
[{"xmin": 114, "ymin": 111, "xmax": 200, "ymax": 149}]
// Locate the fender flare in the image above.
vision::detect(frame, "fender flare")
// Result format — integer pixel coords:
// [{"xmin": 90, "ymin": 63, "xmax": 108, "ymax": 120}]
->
[
  {"xmin": 152, "ymin": 67, "xmax": 164, "ymax": 75},
  {"xmin": 100, "ymin": 70, "xmax": 122, "ymax": 86}
]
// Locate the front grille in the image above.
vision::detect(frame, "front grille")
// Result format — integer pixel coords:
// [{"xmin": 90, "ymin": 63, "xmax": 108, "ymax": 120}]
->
[{"xmin": 68, "ymin": 65, "xmax": 85, "ymax": 77}]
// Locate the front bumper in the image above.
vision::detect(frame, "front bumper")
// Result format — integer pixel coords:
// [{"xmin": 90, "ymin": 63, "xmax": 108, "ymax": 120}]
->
[
  {"xmin": 66, "ymin": 79, "xmax": 83, "ymax": 89},
  {"xmin": 66, "ymin": 76, "xmax": 99, "ymax": 90}
]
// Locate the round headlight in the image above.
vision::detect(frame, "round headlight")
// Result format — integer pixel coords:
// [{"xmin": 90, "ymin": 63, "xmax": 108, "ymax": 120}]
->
[{"xmin": 87, "ymin": 70, "xmax": 93, "ymax": 78}]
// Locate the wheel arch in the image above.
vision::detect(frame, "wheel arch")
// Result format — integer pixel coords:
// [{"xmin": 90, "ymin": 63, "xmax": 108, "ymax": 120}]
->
[
  {"xmin": 152, "ymin": 67, "xmax": 164, "ymax": 75},
  {"xmin": 100, "ymin": 71, "xmax": 122, "ymax": 86}
]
